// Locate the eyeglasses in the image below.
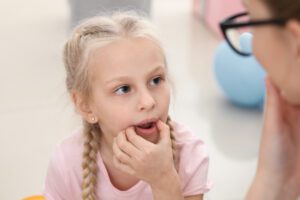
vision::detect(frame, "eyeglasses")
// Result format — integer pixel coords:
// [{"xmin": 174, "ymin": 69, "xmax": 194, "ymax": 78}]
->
[{"xmin": 219, "ymin": 12, "xmax": 287, "ymax": 56}]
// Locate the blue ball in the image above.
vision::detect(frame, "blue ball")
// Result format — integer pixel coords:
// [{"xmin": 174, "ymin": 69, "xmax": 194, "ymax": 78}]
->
[{"xmin": 213, "ymin": 33, "xmax": 266, "ymax": 108}]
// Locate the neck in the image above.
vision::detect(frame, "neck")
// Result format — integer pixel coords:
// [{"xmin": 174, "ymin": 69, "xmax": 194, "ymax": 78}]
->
[{"xmin": 99, "ymin": 133, "xmax": 114, "ymax": 162}]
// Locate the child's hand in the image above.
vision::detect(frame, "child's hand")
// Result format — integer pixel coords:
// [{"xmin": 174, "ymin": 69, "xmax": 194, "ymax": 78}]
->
[
  {"xmin": 247, "ymin": 78, "xmax": 300, "ymax": 199},
  {"xmin": 112, "ymin": 120, "xmax": 175, "ymax": 185}
]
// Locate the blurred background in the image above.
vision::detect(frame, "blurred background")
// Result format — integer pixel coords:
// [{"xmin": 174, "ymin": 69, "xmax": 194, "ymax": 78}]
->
[{"xmin": 0, "ymin": 0, "xmax": 263, "ymax": 199}]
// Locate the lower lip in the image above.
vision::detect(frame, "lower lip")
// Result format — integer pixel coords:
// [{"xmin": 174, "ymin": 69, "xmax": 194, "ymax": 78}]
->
[{"xmin": 135, "ymin": 124, "xmax": 157, "ymax": 136}]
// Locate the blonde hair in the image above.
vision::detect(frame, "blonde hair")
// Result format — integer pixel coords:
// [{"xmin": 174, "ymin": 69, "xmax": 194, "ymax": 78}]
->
[{"xmin": 63, "ymin": 12, "xmax": 177, "ymax": 200}]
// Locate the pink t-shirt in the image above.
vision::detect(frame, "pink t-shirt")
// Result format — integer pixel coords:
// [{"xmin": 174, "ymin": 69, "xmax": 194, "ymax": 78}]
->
[{"xmin": 44, "ymin": 122, "xmax": 212, "ymax": 200}]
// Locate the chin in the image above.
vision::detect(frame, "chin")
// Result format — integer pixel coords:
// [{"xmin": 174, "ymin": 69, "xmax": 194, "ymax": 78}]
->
[
  {"xmin": 287, "ymin": 96, "xmax": 300, "ymax": 106},
  {"xmin": 282, "ymin": 90, "xmax": 300, "ymax": 106}
]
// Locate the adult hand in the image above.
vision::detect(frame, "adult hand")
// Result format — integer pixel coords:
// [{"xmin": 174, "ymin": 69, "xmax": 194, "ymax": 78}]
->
[{"xmin": 247, "ymin": 78, "xmax": 300, "ymax": 199}]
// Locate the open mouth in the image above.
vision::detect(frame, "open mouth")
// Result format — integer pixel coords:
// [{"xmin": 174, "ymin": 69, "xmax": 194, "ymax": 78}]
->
[
  {"xmin": 134, "ymin": 120, "xmax": 157, "ymax": 136},
  {"xmin": 137, "ymin": 122, "xmax": 155, "ymax": 129}
]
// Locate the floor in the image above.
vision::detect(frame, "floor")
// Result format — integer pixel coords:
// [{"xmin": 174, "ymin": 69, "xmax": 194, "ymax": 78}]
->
[{"xmin": 0, "ymin": 0, "xmax": 263, "ymax": 199}]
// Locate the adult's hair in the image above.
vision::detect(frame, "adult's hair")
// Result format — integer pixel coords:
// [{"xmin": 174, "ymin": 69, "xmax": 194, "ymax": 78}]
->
[{"xmin": 263, "ymin": 0, "xmax": 300, "ymax": 20}]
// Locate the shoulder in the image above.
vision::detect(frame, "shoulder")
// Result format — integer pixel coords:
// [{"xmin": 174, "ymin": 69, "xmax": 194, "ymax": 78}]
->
[
  {"xmin": 44, "ymin": 127, "xmax": 85, "ymax": 199},
  {"xmin": 49, "ymin": 127, "xmax": 84, "ymax": 170},
  {"xmin": 56, "ymin": 127, "xmax": 85, "ymax": 154},
  {"xmin": 172, "ymin": 121, "xmax": 211, "ymax": 195},
  {"xmin": 172, "ymin": 121, "xmax": 209, "ymax": 169},
  {"xmin": 172, "ymin": 121, "xmax": 207, "ymax": 151}
]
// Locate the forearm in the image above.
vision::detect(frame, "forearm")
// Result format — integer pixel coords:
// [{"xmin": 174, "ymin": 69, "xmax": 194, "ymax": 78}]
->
[
  {"xmin": 246, "ymin": 172, "xmax": 298, "ymax": 200},
  {"xmin": 150, "ymin": 167, "xmax": 184, "ymax": 200}
]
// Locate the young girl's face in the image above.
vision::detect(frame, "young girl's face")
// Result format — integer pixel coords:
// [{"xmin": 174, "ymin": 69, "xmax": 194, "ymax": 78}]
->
[
  {"xmin": 246, "ymin": 0, "xmax": 300, "ymax": 104},
  {"xmin": 87, "ymin": 37, "xmax": 170, "ymax": 145}
]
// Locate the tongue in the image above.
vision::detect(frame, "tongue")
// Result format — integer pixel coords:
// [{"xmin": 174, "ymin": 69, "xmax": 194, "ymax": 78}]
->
[{"xmin": 138, "ymin": 122, "xmax": 152, "ymax": 129}]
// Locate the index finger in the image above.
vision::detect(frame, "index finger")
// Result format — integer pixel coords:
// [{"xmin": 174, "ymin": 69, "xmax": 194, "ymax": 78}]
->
[
  {"xmin": 125, "ymin": 127, "xmax": 153, "ymax": 150},
  {"xmin": 116, "ymin": 131, "xmax": 143, "ymax": 157},
  {"xmin": 156, "ymin": 120, "xmax": 171, "ymax": 144},
  {"xmin": 263, "ymin": 78, "xmax": 283, "ymax": 134}
]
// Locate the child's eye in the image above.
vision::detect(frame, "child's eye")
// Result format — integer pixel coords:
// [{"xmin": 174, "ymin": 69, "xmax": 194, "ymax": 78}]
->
[
  {"xmin": 150, "ymin": 76, "xmax": 162, "ymax": 86},
  {"xmin": 114, "ymin": 85, "xmax": 131, "ymax": 95}
]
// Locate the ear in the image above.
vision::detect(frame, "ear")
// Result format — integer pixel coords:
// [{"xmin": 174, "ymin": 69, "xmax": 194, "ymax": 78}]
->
[
  {"xmin": 286, "ymin": 19, "xmax": 300, "ymax": 60},
  {"xmin": 72, "ymin": 91, "xmax": 98, "ymax": 124}
]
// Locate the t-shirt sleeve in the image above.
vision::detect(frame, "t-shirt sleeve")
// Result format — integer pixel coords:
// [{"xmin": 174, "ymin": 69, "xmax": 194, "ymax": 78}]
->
[
  {"xmin": 43, "ymin": 146, "xmax": 69, "ymax": 200},
  {"xmin": 179, "ymin": 139, "xmax": 212, "ymax": 197}
]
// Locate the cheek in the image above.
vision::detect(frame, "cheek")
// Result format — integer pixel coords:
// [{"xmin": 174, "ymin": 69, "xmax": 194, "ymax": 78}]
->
[
  {"xmin": 156, "ymin": 85, "xmax": 171, "ymax": 111},
  {"xmin": 253, "ymin": 30, "xmax": 288, "ymax": 85},
  {"xmin": 95, "ymin": 98, "xmax": 131, "ymax": 134},
  {"xmin": 100, "ymin": 111, "xmax": 131, "ymax": 137},
  {"xmin": 280, "ymin": 59, "xmax": 300, "ymax": 104},
  {"xmin": 253, "ymin": 30, "xmax": 270, "ymax": 70}
]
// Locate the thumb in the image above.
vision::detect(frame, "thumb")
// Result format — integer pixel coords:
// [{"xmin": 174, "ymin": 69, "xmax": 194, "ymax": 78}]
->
[
  {"xmin": 156, "ymin": 120, "xmax": 171, "ymax": 144},
  {"xmin": 263, "ymin": 78, "xmax": 283, "ymax": 134}
]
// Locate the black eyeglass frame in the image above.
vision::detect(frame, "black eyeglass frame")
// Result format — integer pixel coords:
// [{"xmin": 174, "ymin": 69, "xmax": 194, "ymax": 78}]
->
[{"xmin": 219, "ymin": 12, "xmax": 287, "ymax": 56}]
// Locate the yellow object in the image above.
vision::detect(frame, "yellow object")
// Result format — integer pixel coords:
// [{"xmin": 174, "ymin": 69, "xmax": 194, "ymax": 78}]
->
[{"xmin": 23, "ymin": 195, "xmax": 45, "ymax": 200}]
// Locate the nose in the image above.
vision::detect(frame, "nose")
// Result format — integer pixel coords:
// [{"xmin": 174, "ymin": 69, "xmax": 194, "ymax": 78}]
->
[{"xmin": 138, "ymin": 88, "xmax": 156, "ymax": 111}]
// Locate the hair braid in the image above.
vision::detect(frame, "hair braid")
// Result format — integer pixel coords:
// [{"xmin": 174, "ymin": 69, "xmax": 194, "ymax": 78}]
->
[
  {"xmin": 166, "ymin": 116, "xmax": 178, "ymax": 169},
  {"xmin": 82, "ymin": 121, "xmax": 101, "ymax": 200}
]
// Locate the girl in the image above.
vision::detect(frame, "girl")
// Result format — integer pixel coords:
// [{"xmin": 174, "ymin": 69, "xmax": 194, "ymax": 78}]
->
[
  {"xmin": 44, "ymin": 12, "xmax": 211, "ymax": 200},
  {"xmin": 220, "ymin": 0, "xmax": 300, "ymax": 199}
]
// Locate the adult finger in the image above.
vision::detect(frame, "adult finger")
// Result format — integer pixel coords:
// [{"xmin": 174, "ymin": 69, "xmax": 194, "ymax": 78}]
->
[{"xmin": 263, "ymin": 78, "xmax": 284, "ymax": 134}]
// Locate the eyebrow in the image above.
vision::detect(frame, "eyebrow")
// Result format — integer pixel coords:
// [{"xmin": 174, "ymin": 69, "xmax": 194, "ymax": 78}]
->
[
  {"xmin": 149, "ymin": 65, "xmax": 166, "ymax": 75},
  {"xmin": 104, "ymin": 65, "xmax": 166, "ymax": 86}
]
